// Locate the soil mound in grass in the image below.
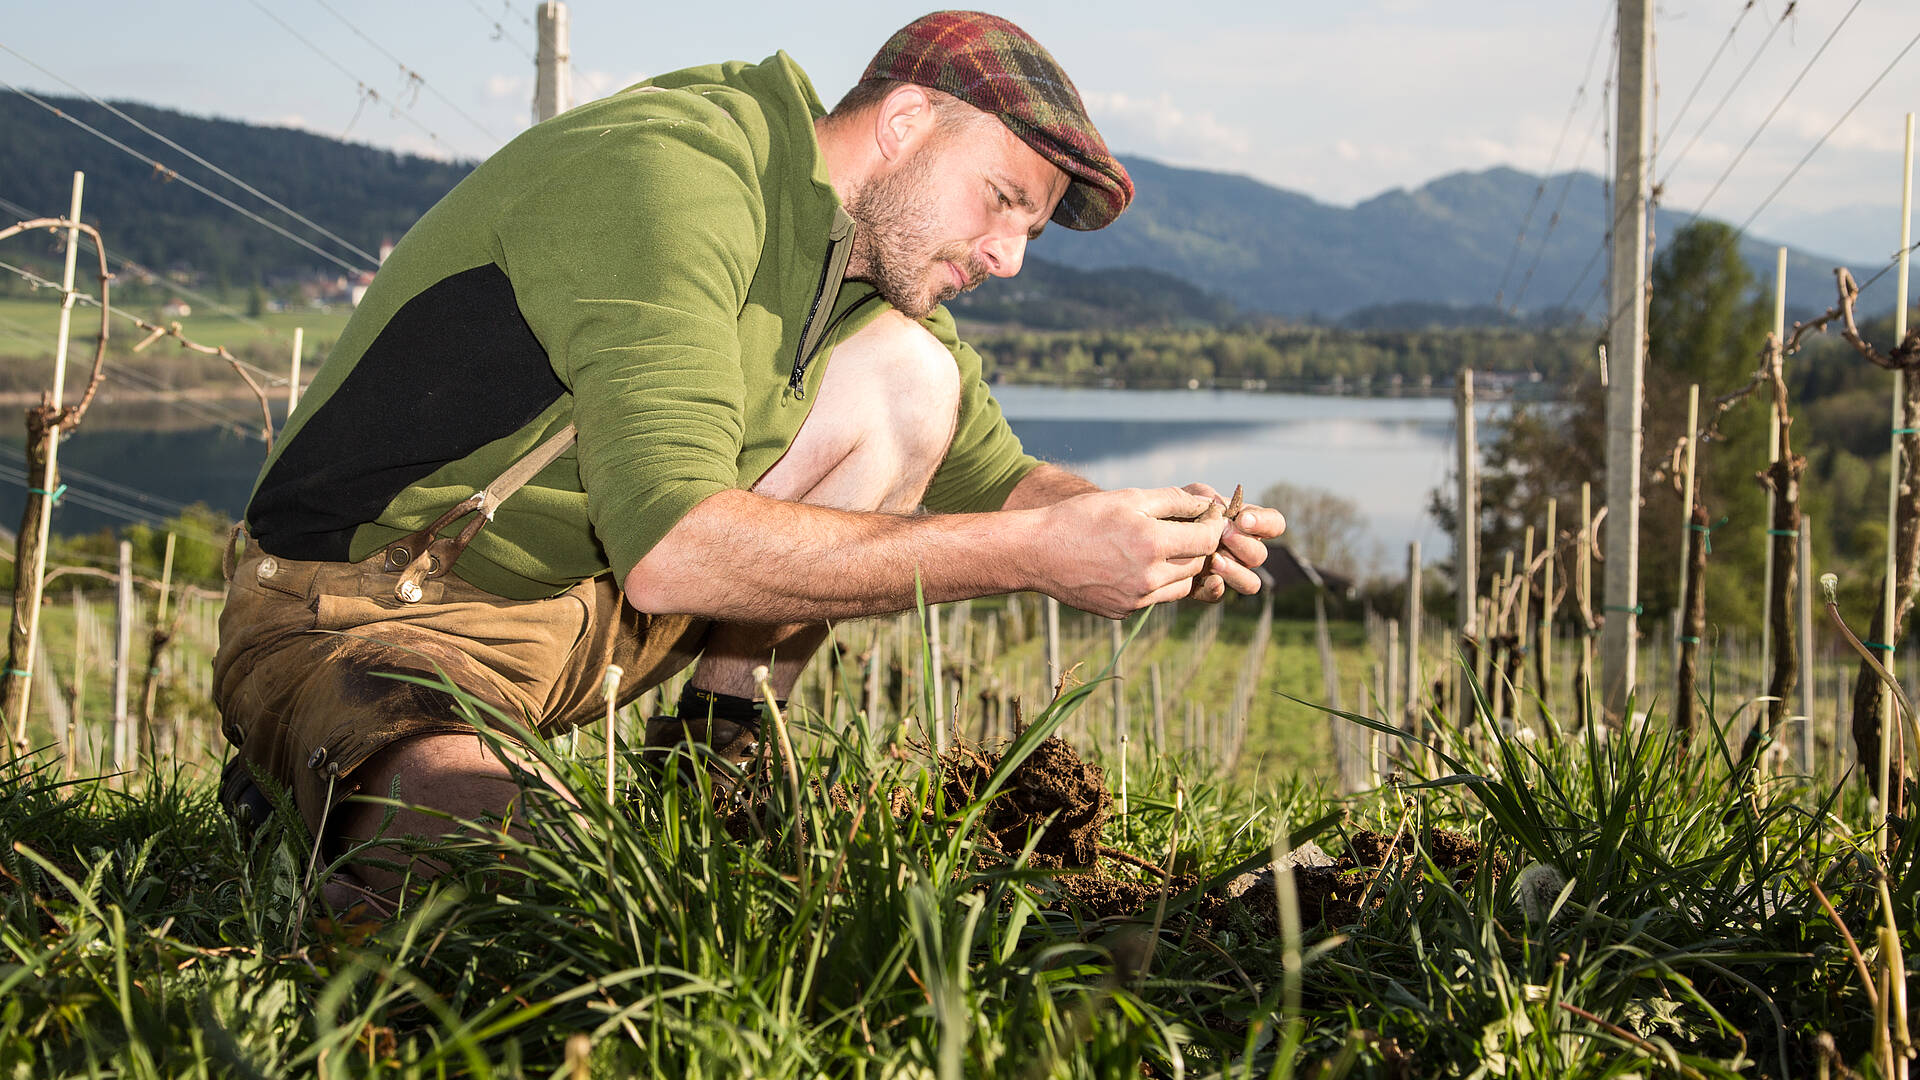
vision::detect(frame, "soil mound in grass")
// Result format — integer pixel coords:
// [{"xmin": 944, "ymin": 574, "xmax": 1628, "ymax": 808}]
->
[
  {"xmin": 1226, "ymin": 827, "xmax": 1497, "ymax": 928},
  {"xmin": 936, "ymin": 736, "xmax": 1111, "ymax": 867}
]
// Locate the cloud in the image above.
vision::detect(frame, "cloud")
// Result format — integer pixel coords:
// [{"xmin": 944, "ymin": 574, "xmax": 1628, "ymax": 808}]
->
[
  {"xmin": 1079, "ymin": 90, "xmax": 1252, "ymax": 163},
  {"xmin": 573, "ymin": 69, "xmax": 649, "ymax": 101},
  {"xmin": 485, "ymin": 74, "xmax": 529, "ymax": 101}
]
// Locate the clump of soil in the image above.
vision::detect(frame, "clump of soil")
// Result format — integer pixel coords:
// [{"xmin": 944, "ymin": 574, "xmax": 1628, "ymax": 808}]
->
[
  {"xmin": 935, "ymin": 736, "xmax": 1111, "ymax": 868},
  {"xmin": 1227, "ymin": 826, "xmax": 1500, "ymax": 929}
]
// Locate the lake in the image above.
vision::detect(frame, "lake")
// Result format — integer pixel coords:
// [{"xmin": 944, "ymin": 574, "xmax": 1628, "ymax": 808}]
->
[{"xmin": 0, "ymin": 387, "xmax": 1506, "ymax": 576}]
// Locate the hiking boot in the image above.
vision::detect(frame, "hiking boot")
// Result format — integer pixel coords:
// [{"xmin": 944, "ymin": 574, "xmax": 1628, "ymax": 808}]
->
[{"xmin": 642, "ymin": 714, "xmax": 766, "ymax": 798}]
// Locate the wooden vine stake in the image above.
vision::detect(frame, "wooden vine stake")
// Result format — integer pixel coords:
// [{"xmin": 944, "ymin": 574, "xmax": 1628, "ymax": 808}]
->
[
  {"xmin": 2, "ymin": 175, "xmax": 111, "ymax": 753},
  {"xmin": 138, "ymin": 533, "xmax": 178, "ymax": 763}
]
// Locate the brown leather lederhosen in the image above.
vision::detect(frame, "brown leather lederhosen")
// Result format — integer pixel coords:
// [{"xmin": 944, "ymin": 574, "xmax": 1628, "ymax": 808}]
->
[{"xmin": 214, "ymin": 424, "xmax": 708, "ymax": 839}]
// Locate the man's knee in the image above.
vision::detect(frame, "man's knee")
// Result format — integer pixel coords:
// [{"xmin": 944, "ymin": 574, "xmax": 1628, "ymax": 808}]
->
[{"xmin": 834, "ymin": 309, "xmax": 961, "ymax": 459}]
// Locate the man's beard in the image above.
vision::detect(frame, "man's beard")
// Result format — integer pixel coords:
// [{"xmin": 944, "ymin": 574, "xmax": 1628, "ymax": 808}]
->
[{"xmin": 844, "ymin": 145, "xmax": 984, "ymax": 319}]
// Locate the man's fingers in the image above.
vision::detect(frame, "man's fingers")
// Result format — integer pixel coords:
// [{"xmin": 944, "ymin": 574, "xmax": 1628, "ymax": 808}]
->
[
  {"xmin": 1136, "ymin": 486, "xmax": 1219, "ymax": 523},
  {"xmin": 1228, "ymin": 505, "xmax": 1286, "ymax": 540},
  {"xmin": 1152, "ymin": 517, "xmax": 1228, "ymax": 559},
  {"xmin": 1221, "ymin": 529, "xmax": 1270, "ymax": 570},
  {"xmin": 1181, "ymin": 481, "xmax": 1224, "ymax": 505},
  {"xmin": 1212, "ymin": 551, "xmax": 1261, "ymax": 596}
]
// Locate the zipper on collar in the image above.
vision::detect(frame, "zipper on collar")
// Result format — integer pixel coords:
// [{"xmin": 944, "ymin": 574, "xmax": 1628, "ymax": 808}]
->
[{"xmin": 787, "ymin": 207, "xmax": 856, "ymax": 399}]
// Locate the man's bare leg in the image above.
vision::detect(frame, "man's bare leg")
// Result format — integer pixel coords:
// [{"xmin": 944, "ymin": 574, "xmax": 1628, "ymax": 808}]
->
[
  {"xmin": 684, "ymin": 310, "xmax": 961, "ymax": 702},
  {"xmin": 325, "ymin": 311, "xmax": 959, "ymax": 900}
]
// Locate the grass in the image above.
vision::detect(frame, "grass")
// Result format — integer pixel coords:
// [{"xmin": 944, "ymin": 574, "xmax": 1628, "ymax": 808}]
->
[{"xmin": 3, "ymin": 604, "xmax": 1914, "ymax": 1078}]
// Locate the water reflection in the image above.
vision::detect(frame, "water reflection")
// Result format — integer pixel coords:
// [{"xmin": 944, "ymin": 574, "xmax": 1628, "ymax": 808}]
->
[
  {"xmin": 1, "ymin": 388, "xmax": 1498, "ymax": 579},
  {"xmin": 998, "ymin": 386, "xmax": 1499, "ymax": 576}
]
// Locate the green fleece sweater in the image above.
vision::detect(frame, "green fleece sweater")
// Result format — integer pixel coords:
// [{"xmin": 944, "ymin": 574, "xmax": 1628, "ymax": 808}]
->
[{"xmin": 246, "ymin": 53, "xmax": 1038, "ymax": 600}]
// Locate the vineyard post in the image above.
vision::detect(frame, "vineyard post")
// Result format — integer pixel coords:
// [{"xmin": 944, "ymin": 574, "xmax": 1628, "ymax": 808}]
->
[
  {"xmin": 1602, "ymin": 0, "xmax": 1653, "ymax": 719},
  {"xmin": 1455, "ymin": 368, "xmax": 1479, "ymax": 722},
  {"xmin": 68, "ymin": 589, "xmax": 85, "ymax": 777},
  {"xmin": 112, "ymin": 540, "xmax": 131, "ymax": 774},
  {"xmin": 1761, "ymin": 248, "xmax": 1787, "ymax": 702},
  {"xmin": 1798, "ymin": 516, "xmax": 1815, "ymax": 772},
  {"xmin": 1516, "ymin": 526, "xmax": 1533, "ymax": 711},
  {"xmin": 1676, "ymin": 384, "xmax": 1700, "ymax": 671},
  {"xmin": 1759, "ymin": 307, "xmax": 1806, "ymax": 752},
  {"xmin": 927, "ymin": 601, "xmax": 944, "ymax": 752},
  {"xmin": 4, "ymin": 173, "xmax": 85, "ymax": 750},
  {"xmin": 287, "ymin": 327, "xmax": 303, "ymax": 415},
  {"xmin": 1044, "ymin": 596, "xmax": 1061, "ymax": 697},
  {"xmin": 1875, "ymin": 115, "xmax": 1915, "ymax": 844},
  {"xmin": 1540, "ymin": 499, "xmax": 1557, "ymax": 721},
  {"xmin": 1578, "ymin": 482, "xmax": 1595, "ymax": 731},
  {"xmin": 1149, "ymin": 662, "xmax": 1164, "ymax": 753},
  {"xmin": 139, "ymin": 532, "xmax": 177, "ymax": 760},
  {"xmin": 1385, "ymin": 618, "xmax": 1401, "ymax": 736},
  {"xmin": 1111, "ymin": 618, "xmax": 1127, "ymax": 815}
]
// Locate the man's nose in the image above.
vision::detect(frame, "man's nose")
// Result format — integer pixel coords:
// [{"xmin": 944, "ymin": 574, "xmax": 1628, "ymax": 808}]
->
[{"xmin": 979, "ymin": 231, "xmax": 1027, "ymax": 279}]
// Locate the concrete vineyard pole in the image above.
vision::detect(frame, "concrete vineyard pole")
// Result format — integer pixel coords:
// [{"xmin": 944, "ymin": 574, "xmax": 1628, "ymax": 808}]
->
[
  {"xmin": 3, "ymin": 173, "xmax": 85, "ymax": 749},
  {"xmin": 533, "ymin": 2, "xmax": 571, "ymax": 123},
  {"xmin": 1602, "ymin": 0, "xmax": 1652, "ymax": 717}
]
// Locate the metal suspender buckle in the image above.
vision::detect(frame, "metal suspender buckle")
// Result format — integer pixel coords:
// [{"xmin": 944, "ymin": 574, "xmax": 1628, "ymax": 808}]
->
[{"xmin": 382, "ymin": 491, "xmax": 489, "ymax": 603}]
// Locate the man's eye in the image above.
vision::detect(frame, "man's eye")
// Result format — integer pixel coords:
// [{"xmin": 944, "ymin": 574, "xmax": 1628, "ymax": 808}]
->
[{"xmin": 994, "ymin": 187, "xmax": 1012, "ymax": 208}]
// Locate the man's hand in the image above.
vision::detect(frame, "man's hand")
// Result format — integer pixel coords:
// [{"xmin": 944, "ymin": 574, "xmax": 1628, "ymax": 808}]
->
[
  {"xmin": 1181, "ymin": 482, "xmax": 1286, "ymax": 603},
  {"xmin": 1029, "ymin": 487, "xmax": 1228, "ymax": 619}
]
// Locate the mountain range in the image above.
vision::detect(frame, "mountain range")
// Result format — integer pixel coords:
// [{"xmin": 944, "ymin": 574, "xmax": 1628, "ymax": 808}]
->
[{"xmin": 1, "ymin": 92, "xmax": 1890, "ymax": 326}]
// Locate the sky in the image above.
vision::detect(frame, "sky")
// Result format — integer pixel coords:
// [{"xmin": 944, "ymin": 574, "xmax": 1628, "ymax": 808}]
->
[{"xmin": 4, "ymin": 0, "xmax": 1920, "ymax": 265}]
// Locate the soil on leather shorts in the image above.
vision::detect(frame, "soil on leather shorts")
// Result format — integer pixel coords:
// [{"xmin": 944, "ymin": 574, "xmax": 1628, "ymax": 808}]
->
[{"xmin": 214, "ymin": 540, "xmax": 707, "ymax": 841}]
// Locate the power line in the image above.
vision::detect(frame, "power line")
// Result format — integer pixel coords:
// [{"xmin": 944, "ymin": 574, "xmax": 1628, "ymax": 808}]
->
[
  {"xmin": 459, "ymin": 0, "xmax": 537, "ymax": 60},
  {"xmin": 1685, "ymin": 0, "xmax": 1862, "ymax": 221},
  {"xmin": 1657, "ymin": 2, "xmax": 1797, "ymax": 190},
  {"xmin": 1657, "ymin": 1, "xmax": 1759, "ymax": 161},
  {"xmin": 309, "ymin": 0, "xmax": 504, "ymax": 146},
  {"xmin": 0, "ymin": 460, "xmax": 229, "ymax": 544},
  {"xmin": 0, "ymin": 193, "xmax": 279, "ymax": 335},
  {"xmin": 0, "ymin": 256, "xmax": 290, "ymax": 389},
  {"xmin": 1510, "ymin": 41, "xmax": 1615, "ymax": 314},
  {"xmin": 244, "ymin": 0, "xmax": 465, "ymax": 157},
  {"xmin": 1494, "ymin": 0, "xmax": 1613, "ymax": 308},
  {"xmin": 1732, "ymin": 21, "xmax": 1920, "ymax": 236},
  {"xmin": 0, "ymin": 42, "xmax": 379, "ymax": 270},
  {"xmin": 0, "ymin": 442, "xmax": 218, "ymax": 519},
  {"xmin": 0, "ymin": 80, "xmax": 370, "ymax": 276}
]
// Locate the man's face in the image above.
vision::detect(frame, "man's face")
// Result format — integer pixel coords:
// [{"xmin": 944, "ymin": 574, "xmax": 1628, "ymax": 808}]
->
[{"xmin": 845, "ymin": 106, "xmax": 1070, "ymax": 320}]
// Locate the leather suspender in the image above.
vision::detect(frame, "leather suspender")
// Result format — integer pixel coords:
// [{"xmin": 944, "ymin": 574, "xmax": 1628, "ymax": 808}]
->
[{"xmin": 381, "ymin": 423, "xmax": 578, "ymax": 603}]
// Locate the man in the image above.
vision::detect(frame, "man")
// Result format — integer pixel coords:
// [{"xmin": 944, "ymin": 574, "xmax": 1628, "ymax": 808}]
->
[{"xmin": 215, "ymin": 11, "xmax": 1283, "ymax": 896}]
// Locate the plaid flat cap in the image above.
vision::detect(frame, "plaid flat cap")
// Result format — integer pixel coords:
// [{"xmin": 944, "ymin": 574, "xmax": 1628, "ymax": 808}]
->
[{"xmin": 861, "ymin": 10, "xmax": 1133, "ymax": 231}]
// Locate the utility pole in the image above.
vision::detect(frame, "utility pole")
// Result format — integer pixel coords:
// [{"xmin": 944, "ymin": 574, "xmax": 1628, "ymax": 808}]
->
[
  {"xmin": 1602, "ymin": 0, "xmax": 1652, "ymax": 717},
  {"xmin": 534, "ymin": 2, "xmax": 572, "ymax": 123}
]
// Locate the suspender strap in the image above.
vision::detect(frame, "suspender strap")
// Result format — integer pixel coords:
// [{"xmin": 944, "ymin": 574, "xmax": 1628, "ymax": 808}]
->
[{"xmin": 383, "ymin": 423, "xmax": 579, "ymax": 602}]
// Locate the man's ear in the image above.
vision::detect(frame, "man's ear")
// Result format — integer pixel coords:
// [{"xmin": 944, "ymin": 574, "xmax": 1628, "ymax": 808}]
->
[{"xmin": 872, "ymin": 83, "xmax": 937, "ymax": 165}]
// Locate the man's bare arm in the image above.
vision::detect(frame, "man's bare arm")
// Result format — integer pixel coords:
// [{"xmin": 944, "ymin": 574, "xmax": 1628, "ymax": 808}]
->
[
  {"xmin": 624, "ymin": 486, "xmax": 1224, "ymax": 623},
  {"xmin": 1002, "ymin": 462, "xmax": 1100, "ymax": 510}
]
